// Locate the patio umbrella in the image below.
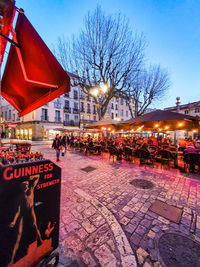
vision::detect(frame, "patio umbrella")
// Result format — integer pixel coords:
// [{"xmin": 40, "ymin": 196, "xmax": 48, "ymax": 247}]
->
[
  {"xmin": 84, "ymin": 117, "xmax": 118, "ymax": 130},
  {"xmin": 117, "ymin": 109, "xmax": 200, "ymax": 132},
  {"xmin": 1, "ymin": 11, "xmax": 70, "ymax": 117}
]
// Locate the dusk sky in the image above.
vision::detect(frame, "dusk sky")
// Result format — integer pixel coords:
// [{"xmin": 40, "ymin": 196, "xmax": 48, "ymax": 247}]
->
[{"xmin": 14, "ymin": 0, "xmax": 200, "ymax": 109}]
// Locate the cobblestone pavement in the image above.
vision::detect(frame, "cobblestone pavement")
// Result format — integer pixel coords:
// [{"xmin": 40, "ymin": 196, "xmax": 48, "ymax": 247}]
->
[{"xmin": 33, "ymin": 145, "xmax": 200, "ymax": 267}]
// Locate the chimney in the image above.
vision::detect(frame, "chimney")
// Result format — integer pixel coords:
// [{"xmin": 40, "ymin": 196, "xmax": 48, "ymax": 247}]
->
[{"xmin": 176, "ymin": 97, "xmax": 180, "ymax": 113}]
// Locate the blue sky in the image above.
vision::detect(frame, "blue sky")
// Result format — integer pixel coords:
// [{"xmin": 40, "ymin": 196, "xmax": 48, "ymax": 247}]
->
[{"xmin": 12, "ymin": 0, "xmax": 200, "ymax": 108}]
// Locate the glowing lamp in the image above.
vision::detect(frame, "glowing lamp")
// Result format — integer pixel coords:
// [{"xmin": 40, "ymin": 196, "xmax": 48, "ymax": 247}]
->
[
  {"xmin": 108, "ymin": 127, "xmax": 111, "ymax": 131},
  {"xmin": 101, "ymin": 84, "xmax": 108, "ymax": 93},
  {"xmin": 193, "ymin": 129, "xmax": 197, "ymax": 133},
  {"xmin": 155, "ymin": 124, "xmax": 159, "ymax": 128},
  {"xmin": 178, "ymin": 122, "xmax": 183, "ymax": 127},
  {"xmin": 92, "ymin": 88, "xmax": 99, "ymax": 97},
  {"xmin": 165, "ymin": 126, "xmax": 169, "ymax": 130}
]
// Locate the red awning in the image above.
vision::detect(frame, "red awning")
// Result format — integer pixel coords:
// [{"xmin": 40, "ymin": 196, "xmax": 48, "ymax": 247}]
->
[
  {"xmin": 0, "ymin": 0, "xmax": 16, "ymax": 64},
  {"xmin": 2, "ymin": 12, "xmax": 70, "ymax": 116}
]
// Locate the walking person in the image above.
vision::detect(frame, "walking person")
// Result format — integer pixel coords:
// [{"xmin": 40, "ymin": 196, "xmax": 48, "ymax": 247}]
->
[
  {"xmin": 52, "ymin": 134, "xmax": 62, "ymax": 161},
  {"xmin": 61, "ymin": 135, "xmax": 67, "ymax": 156}
]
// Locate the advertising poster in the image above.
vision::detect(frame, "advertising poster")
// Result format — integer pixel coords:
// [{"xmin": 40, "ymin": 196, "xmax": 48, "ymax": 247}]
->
[{"xmin": 0, "ymin": 160, "xmax": 61, "ymax": 267}]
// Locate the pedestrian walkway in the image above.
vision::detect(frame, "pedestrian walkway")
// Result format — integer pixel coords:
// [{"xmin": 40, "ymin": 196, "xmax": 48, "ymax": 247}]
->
[{"xmin": 34, "ymin": 145, "xmax": 200, "ymax": 267}]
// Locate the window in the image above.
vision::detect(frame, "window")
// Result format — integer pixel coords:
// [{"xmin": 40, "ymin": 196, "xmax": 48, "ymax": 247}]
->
[
  {"xmin": 74, "ymin": 102, "xmax": 78, "ymax": 109},
  {"xmin": 13, "ymin": 114, "xmax": 15, "ymax": 121},
  {"xmin": 80, "ymin": 91, "xmax": 84, "ymax": 99},
  {"xmin": 111, "ymin": 103, "xmax": 114, "ymax": 109},
  {"xmin": 75, "ymin": 115, "xmax": 79, "ymax": 122},
  {"xmin": 74, "ymin": 90, "xmax": 78, "ymax": 100},
  {"xmin": 64, "ymin": 92, "xmax": 70, "ymax": 97},
  {"xmin": 116, "ymin": 98, "xmax": 119, "ymax": 102},
  {"xmin": 185, "ymin": 110, "xmax": 189, "ymax": 115},
  {"xmin": 121, "ymin": 98, "xmax": 124, "ymax": 105},
  {"xmin": 126, "ymin": 110, "xmax": 129, "ymax": 117},
  {"xmin": 195, "ymin": 108, "xmax": 200, "ymax": 113},
  {"xmin": 80, "ymin": 102, "xmax": 84, "ymax": 112},
  {"xmin": 111, "ymin": 113, "xmax": 114, "ymax": 119},
  {"xmin": 8, "ymin": 110, "xmax": 11, "ymax": 120},
  {"xmin": 87, "ymin": 103, "xmax": 91, "ymax": 113},
  {"xmin": 94, "ymin": 116, "xmax": 96, "ymax": 121},
  {"xmin": 120, "ymin": 109, "xmax": 124, "ymax": 116},
  {"xmin": 115, "ymin": 104, "xmax": 118, "ymax": 110},
  {"xmin": 87, "ymin": 95, "xmax": 91, "ymax": 101},
  {"xmin": 5, "ymin": 111, "xmax": 7, "ymax": 120},
  {"xmin": 87, "ymin": 115, "xmax": 91, "ymax": 120},
  {"xmin": 65, "ymin": 114, "xmax": 69, "ymax": 122},
  {"xmin": 121, "ymin": 118, "xmax": 124, "ymax": 121},
  {"xmin": 65, "ymin": 100, "xmax": 70, "ymax": 108},
  {"xmin": 116, "ymin": 113, "xmax": 118, "ymax": 117},
  {"xmin": 42, "ymin": 108, "xmax": 48, "ymax": 121},
  {"xmin": 93, "ymin": 105, "xmax": 96, "ymax": 114},
  {"xmin": 55, "ymin": 110, "xmax": 61, "ymax": 122}
]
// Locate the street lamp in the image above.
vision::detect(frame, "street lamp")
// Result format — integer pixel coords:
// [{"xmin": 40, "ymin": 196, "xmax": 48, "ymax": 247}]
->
[{"xmin": 90, "ymin": 84, "xmax": 108, "ymax": 120}]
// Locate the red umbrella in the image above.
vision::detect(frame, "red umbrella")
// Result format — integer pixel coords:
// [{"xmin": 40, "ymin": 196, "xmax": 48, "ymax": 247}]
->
[{"xmin": 1, "ymin": 11, "xmax": 70, "ymax": 116}]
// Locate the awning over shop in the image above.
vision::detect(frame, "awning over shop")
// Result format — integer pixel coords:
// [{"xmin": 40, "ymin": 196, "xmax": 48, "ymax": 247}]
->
[
  {"xmin": 84, "ymin": 118, "xmax": 118, "ymax": 130},
  {"xmin": 43, "ymin": 125, "xmax": 80, "ymax": 131},
  {"xmin": 117, "ymin": 110, "xmax": 200, "ymax": 132},
  {"xmin": 1, "ymin": 12, "xmax": 70, "ymax": 117}
]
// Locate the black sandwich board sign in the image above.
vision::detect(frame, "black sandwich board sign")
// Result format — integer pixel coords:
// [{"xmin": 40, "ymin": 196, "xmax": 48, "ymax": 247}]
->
[{"xmin": 0, "ymin": 160, "xmax": 61, "ymax": 267}]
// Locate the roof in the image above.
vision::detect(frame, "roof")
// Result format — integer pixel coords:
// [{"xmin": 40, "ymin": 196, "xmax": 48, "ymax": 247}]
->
[{"xmin": 165, "ymin": 100, "xmax": 200, "ymax": 111}]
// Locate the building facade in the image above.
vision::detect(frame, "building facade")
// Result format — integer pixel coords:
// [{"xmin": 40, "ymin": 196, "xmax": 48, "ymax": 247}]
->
[
  {"xmin": 1, "ymin": 85, "xmax": 137, "ymax": 140},
  {"xmin": 164, "ymin": 98, "xmax": 200, "ymax": 117}
]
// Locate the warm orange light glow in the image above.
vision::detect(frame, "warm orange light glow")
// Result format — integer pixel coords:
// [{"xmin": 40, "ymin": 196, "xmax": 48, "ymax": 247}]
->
[
  {"xmin": 155, "ymin": 124, "xmax": 159, "ymax": 128},
  {"xmin": 158, "ymin": 128, "xmax": 162, "ymax": 131},
  {"xmin": 178, "ymin": 122, "xmax": 183, "ymax": 127},
  {"xmin": 193, "ymin": 129, "xmax": 197, "ymax": 133},
  {"xmin": 108, "ymin": 127, "xmax": 111, "ymax": 131},
  {"xmin": 165, "ymin": 126, "xmax": 169, "ymax": 130}
]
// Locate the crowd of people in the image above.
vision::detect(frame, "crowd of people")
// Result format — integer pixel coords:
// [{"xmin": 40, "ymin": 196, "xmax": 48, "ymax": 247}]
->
[{"xmin": 52, "ymin": 133, "xmax": 200, "ymax": 171}]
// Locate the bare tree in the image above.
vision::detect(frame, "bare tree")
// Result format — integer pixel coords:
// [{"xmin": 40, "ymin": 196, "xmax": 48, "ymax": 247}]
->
[
  {"xmin": 54, "ymin": 6, "xmax": 145, "ymax": 119},
  {"xmin": 125, "ymin": 65, "xmax": 170, "ymax": 118}
]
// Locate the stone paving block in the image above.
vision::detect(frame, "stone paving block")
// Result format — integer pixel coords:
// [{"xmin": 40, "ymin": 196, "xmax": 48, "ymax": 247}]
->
[
  {"xmin": 89, "ymin": 213, "xmax": 106, "ymax": 227},
  {"xmin": 81, "ymin": 251, "xmax": 97, "ymax": 267},
  {"xmin": 76, "ymin": 227, "xmax": 89, "ymax": 240},
  {"xmin": 130, "ymin": 232, "xmax": 142, "ymax": 246},
  {"xmin": 135, "ymin": 225, "xmax": 148, "ymax": 236},
  {"xmin": 86, "ymin": 225, "xmax": 111, "ymax": 250},
  {"xmin": 119, "ymin": 216, "xmax": 130, "ymax": 226},
  {"xmin": 94, "ymin": 244, "xmax": 118, "ymax": 267},
  {"xmin": 136, "ymin": 247, "xmax": 149, "ymax": 265},
  {"xmin": 140, "ymin": 218, "xmax": 152, "ymax": 228},
  {"xmin": 124, "ymin": 210, "xmax": 135, "ymax": 219},
  {"xmin": 65, "ymin": 221, "xmax": 82, "ymax": 233},
  {"xmin": 82, "ymin": 219, "xmax": 96, "ymax": 233}
]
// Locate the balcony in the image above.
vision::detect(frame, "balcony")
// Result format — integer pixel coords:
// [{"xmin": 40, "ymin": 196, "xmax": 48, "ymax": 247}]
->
[
  {"xmin": 55, "ymin": 117, "xmax": 61, "ymax": 122},
  {"xmin": 54, "ymin": 102, "xmax": 61, "ymax": 109},
  {"xmin": 64, "ymin": 107, "xmax": 71, "ymax": 113},
  {"xmin": 87, "ymin": 110, "xmax": 91, "ymax": 114},
  {"xmin": 80, "ymin": 108, "xmax": 85, "ymax": 113},
  {"xmin": 73, "ymin": 108, "xmax": 79, "ymax": 114},
  {"xmin": 64, "ymin": 120, "xmax": 79, "ymax": 126},
  {"xmin": 41, "ymin": 116, "xmax": 49, "ymax": 122}
]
